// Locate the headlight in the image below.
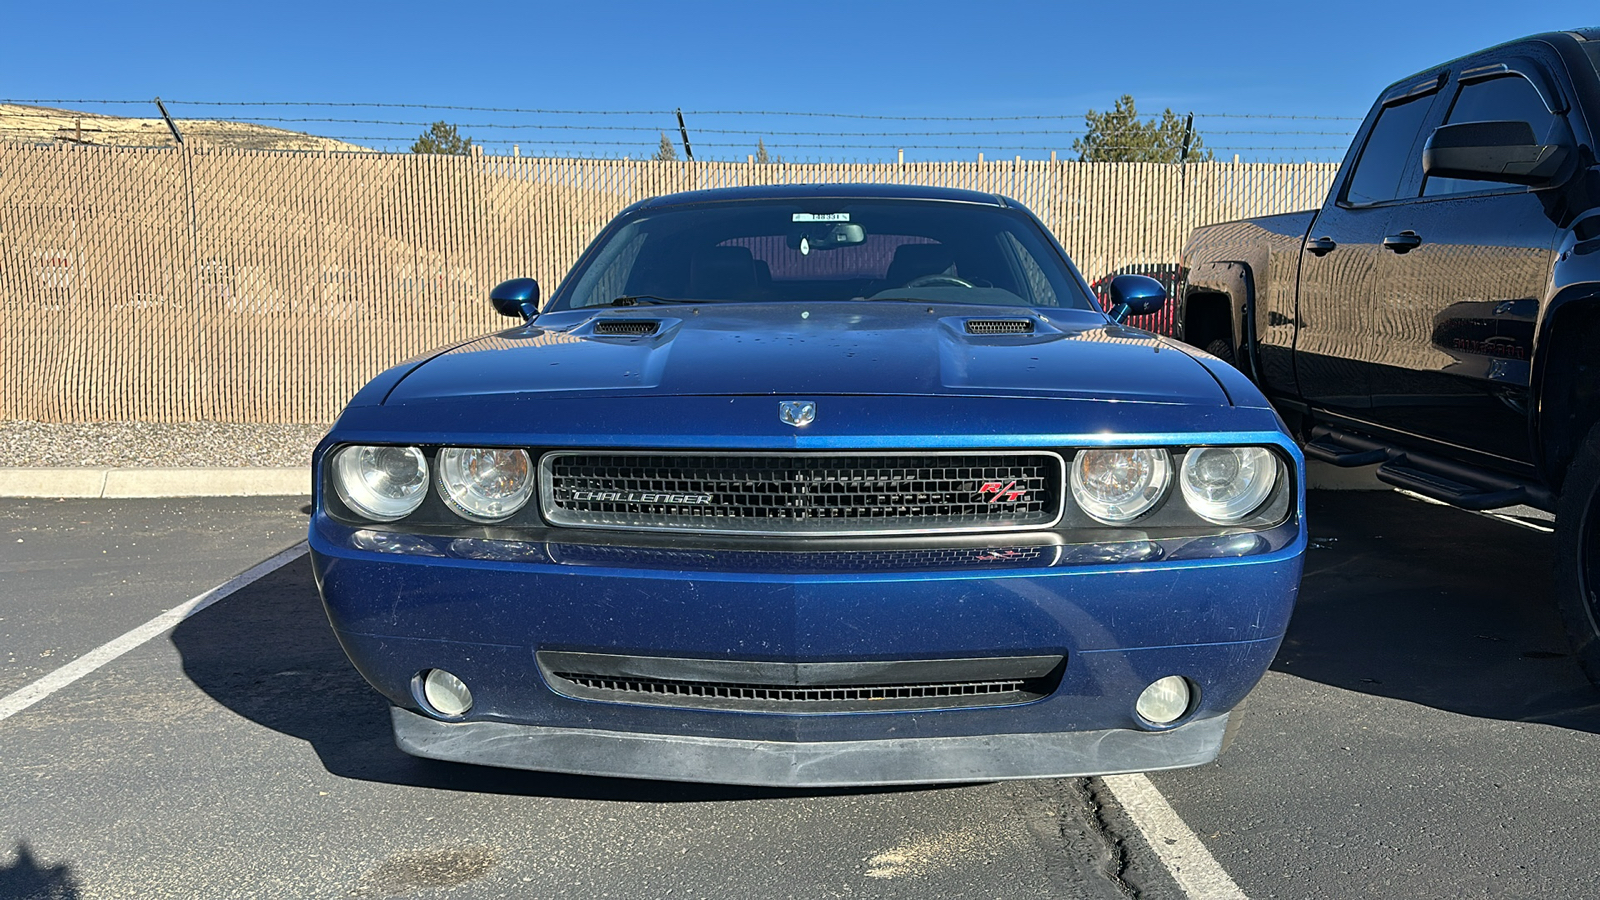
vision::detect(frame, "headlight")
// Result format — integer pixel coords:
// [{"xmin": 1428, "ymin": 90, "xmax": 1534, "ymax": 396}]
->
[
  {"xmin": 1179, "ymin": 447, "xmax": 1278, "ymax": 524},
  {"xmin": 330, "ymin": 445, "xmax": 428, "ymax": 522},
  {"xmin": 1070, "ymin": 448, "xmax": 1171, "ymax": 524},
  {"xmin": 436, "ymin": 447, "xmax": 534, "ymax": 522}
]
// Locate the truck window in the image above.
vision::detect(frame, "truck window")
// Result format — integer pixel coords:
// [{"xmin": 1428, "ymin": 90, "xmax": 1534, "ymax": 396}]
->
[
  {"xmin": 1343, "ymin": 93, "xmax": 1434, "ymax": 206},
  {"xmin": 1423, "ymin": 74, "xmax": 1560, "ymax": 196}
]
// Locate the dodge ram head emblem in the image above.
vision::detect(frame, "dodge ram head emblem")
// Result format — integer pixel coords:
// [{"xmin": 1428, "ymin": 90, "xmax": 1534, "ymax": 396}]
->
[{"xmin": 779, "ymin": 400, "xmax": 816, "ymax": 427}]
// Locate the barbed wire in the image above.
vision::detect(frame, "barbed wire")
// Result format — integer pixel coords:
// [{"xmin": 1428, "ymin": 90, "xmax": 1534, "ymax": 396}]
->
[
  {"xmin": 0, "ymin": 98, "xmax": 1365, "ymax": 122},
  {"xmin": 0, "ymin": 109, "xmax": 1358, "ymax": 139},
  {"xmin": 0, "ymin": 126, "xmax": 1348, "ymax": 153},
  {"xmin": 0, "ymin": 98, "xmax": 1351, "ymax": 161}
]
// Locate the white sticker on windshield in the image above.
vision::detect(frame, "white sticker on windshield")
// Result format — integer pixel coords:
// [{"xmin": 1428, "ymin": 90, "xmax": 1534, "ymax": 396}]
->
[{"xmin": 792, "ymin": 213, "xmax": 850, "ymax": 222}]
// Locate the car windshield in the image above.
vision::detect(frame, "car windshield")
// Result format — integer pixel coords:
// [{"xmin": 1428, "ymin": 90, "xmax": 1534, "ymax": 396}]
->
[
  {"xmin": 1587, "ymin": 40, "xmax": 1600, "ymax": 80},
  {"xmin": 552, "ymin": 198, "xmax": 1096, "ymax": 311}
]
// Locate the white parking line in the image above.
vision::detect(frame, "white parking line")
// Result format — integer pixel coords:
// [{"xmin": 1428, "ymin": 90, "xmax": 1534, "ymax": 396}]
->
[
  {"xmin": 0, "ymin": 543, "xmax": 309, "ymax": 722},
  {"xmin": 1102, "ymin": 773, "xmax": 1250, "ymax": 900}
]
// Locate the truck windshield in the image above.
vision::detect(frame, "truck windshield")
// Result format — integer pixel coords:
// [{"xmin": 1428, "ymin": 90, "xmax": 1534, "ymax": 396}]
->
[{"xmin": 551, "ymin": 199, "xmax": 1096, "ymax": 312}]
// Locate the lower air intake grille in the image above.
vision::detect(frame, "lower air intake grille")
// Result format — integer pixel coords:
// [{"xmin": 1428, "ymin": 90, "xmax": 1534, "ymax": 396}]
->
[
  {"xmin": 966, "ymin": 319, "xmax": 1034, "ymax": 334},
  {"xmin": 540, "ymin": 451, "xmax": 1064, "ymax": 535},
  {"xmin": 538, "ymin": 652, "xmax": 1064, "ymax": 712},
  {"xmin": 557, "ymin": 674, "xmax": 1026, "ymax": 704},
  {"xmin": 546, "ymin": 542, "xmax": 1052, "ymax": 573}
]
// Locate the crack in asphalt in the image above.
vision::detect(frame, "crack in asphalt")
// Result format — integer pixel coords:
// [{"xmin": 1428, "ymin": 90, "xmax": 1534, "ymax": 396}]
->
[{"xmin": 1076, "ymin": 777, "xmax": 1141, "ymax": 899}]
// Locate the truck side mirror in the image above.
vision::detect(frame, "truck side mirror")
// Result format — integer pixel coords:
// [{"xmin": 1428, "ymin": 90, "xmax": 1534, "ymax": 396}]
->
[
  {"xmin": 1106, "ymin": 274, "xmax": 1166, "ymax": 324},
  {"xmin": 491, "ymin": 278, "xmax": 540, "ymax": 321},
  {"xmin": 1423, "ymin": 120, "xmax": 1569, "ymax": 187}
]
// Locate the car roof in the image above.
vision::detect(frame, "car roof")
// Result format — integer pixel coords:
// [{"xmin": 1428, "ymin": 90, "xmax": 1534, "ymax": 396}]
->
[{"xmin": 631, "ymin": 183, "xmax": 1009, "ymax": 212}]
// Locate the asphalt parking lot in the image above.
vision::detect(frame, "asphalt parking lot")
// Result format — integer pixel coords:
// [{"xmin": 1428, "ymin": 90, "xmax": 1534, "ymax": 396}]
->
[{"xmin": 2, "ymin": 491, "xmax": 1598, "ymax": 899}]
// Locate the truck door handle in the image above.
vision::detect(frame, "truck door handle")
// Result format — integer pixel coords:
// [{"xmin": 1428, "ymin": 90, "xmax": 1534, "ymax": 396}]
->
[
  {"xmin": 1305, "ymin": 236, "xmax": 1337, "ymax": 256},
  {"xmin": 1382, "ymin": 231, "xmax": 1423, "ymax": 253}
]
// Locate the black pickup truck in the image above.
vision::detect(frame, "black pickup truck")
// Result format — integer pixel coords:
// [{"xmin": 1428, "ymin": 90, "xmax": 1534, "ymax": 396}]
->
[{"xmin": 1179, "ymin": 28, "xmax": 1600, "ymax": 681}]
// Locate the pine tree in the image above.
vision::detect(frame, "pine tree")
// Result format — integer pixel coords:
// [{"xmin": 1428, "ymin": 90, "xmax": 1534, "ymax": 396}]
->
[
  {"xmin": 411, "ymin": 122, "xmax": 473, "ymax": 155},
  {"xmin": 1072, "ymin": 96, "xmax": 1213, "ymax": 163},
  {"xmin": 652, "ymin": 132, "xmax": 679, "ymax": 161}
]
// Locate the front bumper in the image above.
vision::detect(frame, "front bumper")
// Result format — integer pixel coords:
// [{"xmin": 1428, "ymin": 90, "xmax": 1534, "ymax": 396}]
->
[
  {"xmin": 392, "ymin": 706, "xmax": 1232, "ymax": 788},
  {"xmin": 311, "ymin": 509, "xmax": 1300, "ymax": 784}
]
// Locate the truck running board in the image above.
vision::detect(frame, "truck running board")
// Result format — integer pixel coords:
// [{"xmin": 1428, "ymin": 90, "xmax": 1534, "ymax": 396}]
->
[
  {"xmin": 1303, "ymin": 430, "xmax": 1388, "ymax": 467},
  {"xmin": 1305, "ymin": 426, "xmax": 1554, "ymax": 512}
]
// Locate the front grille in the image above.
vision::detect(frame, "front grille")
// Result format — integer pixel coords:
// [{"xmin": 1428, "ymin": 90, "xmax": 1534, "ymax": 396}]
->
[
  {"xmin": 593, "ymin": 320, "xmax": 659, "ymax": 336},
  {"xmin": 538, "ymin": 652, "xmax": 1064, "ymax": 712},
  {"xmin": 547, "ymin": 542, "xmax": 1052, "ymax": 572},
  {"xmin": 539, "ymin": 452, "xmax": 1064, "ymax": 535},
  {"xmin": 966, "ymin": 318, "xmax": 1034, "ymax": 334}
]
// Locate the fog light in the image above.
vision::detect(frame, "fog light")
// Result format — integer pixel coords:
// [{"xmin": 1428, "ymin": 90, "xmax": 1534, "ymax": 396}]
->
[
  {"xmin": 1135, "ymin": 676, "xmax": 1191, "ymax": 725},
  {"xmin": 420, "ymin": 669, "xmax": 473, "ymax": 717}
]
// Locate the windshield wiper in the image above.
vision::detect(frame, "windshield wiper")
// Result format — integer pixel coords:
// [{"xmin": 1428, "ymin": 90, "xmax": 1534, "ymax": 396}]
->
[{"xmin": 608, "ymin": 295, "xmax": 715, "ymax": 306}]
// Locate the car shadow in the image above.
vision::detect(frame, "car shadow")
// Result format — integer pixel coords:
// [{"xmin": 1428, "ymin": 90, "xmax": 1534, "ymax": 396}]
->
[
  {"xmin": 1274, "ymin": 490, "xmax": 1600, "ymax": 732},
  {"xmin": 0, "ymin": 842, "xmax": 82, "ymax": 900},
  {"xmin": 168, "ymin": 556, "xmax": 935, "ymax": 801}
]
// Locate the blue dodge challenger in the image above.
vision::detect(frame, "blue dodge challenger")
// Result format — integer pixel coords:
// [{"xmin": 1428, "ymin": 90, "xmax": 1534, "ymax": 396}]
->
[{"xmin": 309, "ymin": 184, "xmax": 1304, "ymax": 787}]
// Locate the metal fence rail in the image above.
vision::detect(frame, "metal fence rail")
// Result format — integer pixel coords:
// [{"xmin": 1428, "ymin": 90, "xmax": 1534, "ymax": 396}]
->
[{"xmin": 0, "ymin": 144, "xmax": 1337, "ymax": 423}]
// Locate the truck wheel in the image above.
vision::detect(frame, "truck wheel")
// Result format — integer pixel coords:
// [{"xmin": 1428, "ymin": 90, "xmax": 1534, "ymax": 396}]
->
[
  {"xmin": 1554, "ymin": 422, "xmax": 1600, "ymax": 686},
  {"xmin": 1204, "ymin": 338, "xmax": 1236, "ymax": 366}
]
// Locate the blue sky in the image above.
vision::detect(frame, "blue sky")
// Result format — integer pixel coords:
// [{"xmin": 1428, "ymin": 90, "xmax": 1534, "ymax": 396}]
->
[{"xmin": 1, "ymin": 1, "xmax": 1595, "ymax": 162}]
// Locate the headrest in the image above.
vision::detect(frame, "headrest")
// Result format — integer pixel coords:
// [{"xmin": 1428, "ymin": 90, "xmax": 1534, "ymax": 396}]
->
[
  {"xmin": 886, "ymin": 243, "xmax": 956, "ymax": 285},
  {"xmin": 689, "ymin": 245, "xmax": 758, "ymax": 300}
]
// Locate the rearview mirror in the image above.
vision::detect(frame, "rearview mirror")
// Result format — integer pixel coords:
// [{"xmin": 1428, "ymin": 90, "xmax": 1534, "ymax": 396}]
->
[
  {"xmin": 786, "ymin": 223, "xmax": 866, "ymax": 252},
  {"xmin": 1423, "ymin": 120, "xmax": 1568, "ymax": 187},
  {"xmin": 1107, "ymin": 274, "xmax": 1166, "ymax": 323},
  {"xmin": 491, "ymin": 278, "xmax": 540, "ymax": 321}
]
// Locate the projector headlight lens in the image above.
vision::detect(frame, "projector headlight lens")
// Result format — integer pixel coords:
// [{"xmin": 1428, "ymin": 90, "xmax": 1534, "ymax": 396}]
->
[
  {"xmin": 330, "ymin": 445, "xmax": 428, "ymax": 522},
  {"xmin": 1179, "ymin": 447, "xmax": 1278, "ymax": 524},
  {"xmin": 437, "ymin": 447, "xmax": 534, "ymax": 523},
  {"xmin": 1070, "ymin": 448, "xmax": 1171, "ymax": 524}
]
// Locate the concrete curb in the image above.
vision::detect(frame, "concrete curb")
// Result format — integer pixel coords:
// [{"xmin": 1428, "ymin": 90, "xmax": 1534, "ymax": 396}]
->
[
  {"xmin": 0, "ymin": 468, "xmax": 309, "ymax": 498},
  {"xmin": 0, "ymin": 461, "xmax": 1379, "ymax": 499}
]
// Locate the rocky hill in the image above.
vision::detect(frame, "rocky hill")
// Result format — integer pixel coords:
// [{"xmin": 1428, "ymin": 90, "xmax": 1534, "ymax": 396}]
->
[{"xmin": 0, "ymin": 103, "xmax": 370, "ymax": 152}]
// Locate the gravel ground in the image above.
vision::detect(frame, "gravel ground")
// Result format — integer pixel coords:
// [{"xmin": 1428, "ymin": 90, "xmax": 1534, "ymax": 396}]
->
[{"xmin": 0, "ymin": 421, "xmax": 328, "ymax": 468}]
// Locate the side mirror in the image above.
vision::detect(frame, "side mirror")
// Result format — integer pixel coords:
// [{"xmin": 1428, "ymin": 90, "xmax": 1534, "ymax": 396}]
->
[
  {"xmin": 1106, "ymin": 274, "xmax": 1166, "ymax": 323},
  {"xmin": 1423, "ymin": 120, "xmax": 1568, "ymax": 187},
  {"xmin": 490, "ymin": 278, "xmax": 540, "ymax": 321}
]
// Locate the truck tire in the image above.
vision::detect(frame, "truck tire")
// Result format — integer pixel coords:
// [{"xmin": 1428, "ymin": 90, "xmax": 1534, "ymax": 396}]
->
[
  {"xmin": 1204, "ymin": 338, "xmax": 1236, "ymax": 366},
  {"xmin": 1554, "ymin": 421, "xmax": 1600, "ymax": 686}
]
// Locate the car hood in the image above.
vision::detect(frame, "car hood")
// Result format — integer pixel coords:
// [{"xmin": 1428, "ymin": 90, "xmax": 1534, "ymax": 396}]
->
[{"xmin": 384, "ymin": 303, "xmax": 1228, "ymax": 406}]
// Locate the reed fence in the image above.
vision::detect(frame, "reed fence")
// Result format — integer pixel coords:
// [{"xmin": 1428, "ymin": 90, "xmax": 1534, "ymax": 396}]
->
[{"xmin": 0, "ymin": 144, "xmax": 1337, "ymax": 423}]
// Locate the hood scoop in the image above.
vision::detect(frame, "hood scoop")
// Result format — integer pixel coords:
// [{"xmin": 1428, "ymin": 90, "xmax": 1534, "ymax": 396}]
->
[
  {"xmin": 593, "ymin": 320, "xmax": 661, "ymax": 337},
  {"xmin": 965, "ymin": 318, "xmax": 1034, "ymax": 335}
]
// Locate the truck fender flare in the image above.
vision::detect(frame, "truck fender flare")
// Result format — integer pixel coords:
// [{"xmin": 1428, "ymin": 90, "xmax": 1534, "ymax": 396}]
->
[
  {"xmin": 1182, "ymin": 260, "xmax": 1258, "ymax": 377},
  {"xmin": 1533, "ymin": 283, "xmax": 1600, "ymax": 491}
]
